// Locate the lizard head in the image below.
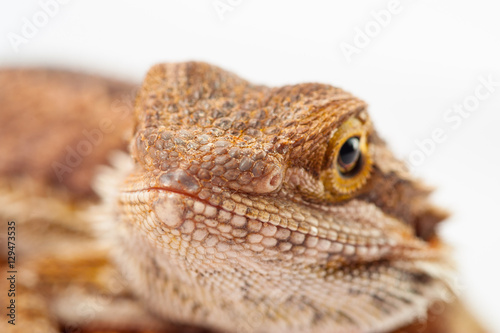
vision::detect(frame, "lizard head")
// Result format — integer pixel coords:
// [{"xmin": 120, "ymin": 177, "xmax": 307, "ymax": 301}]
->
[{"xmin": 114, "ymin": 62, "xmax": 452, "ymax": 332}]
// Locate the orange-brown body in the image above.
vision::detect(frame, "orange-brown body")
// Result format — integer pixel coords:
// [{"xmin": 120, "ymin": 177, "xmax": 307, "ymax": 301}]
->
[{"xmin": 0, "ymin": 65, "xmax": 486, "ymax": 333}]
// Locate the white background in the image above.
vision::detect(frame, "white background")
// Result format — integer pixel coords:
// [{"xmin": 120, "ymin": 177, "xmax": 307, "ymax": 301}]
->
[{"xmin": 1, "ymin": 0, "xmax": 499, "ymax": 331}]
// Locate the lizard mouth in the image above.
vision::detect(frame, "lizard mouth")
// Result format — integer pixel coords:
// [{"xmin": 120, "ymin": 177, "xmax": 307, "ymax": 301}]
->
[{"xmin": 122, "ymin": 183, "xmax": 448, "ymax": 267}]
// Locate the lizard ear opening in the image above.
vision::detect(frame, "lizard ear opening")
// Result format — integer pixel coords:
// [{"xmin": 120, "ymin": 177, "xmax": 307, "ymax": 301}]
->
[{"xmin": 321, "ymin": 116, "xmax": 372, "ymax": 198}]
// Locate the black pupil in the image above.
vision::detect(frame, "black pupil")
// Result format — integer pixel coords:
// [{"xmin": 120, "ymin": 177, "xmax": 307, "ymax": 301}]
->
[{"xmin": 338, "ymin": 136, "xmax": 360, "ymax": 173}]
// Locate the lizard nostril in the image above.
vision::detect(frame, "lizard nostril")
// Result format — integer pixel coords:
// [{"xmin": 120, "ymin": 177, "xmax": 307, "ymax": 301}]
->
[
  {"xmin": 269, "ymin": 174, "xmax": 281, "ymax": 187},
  {"xmin": 249, "ymin": 167, "xmax": 283, "ymax": 194}
]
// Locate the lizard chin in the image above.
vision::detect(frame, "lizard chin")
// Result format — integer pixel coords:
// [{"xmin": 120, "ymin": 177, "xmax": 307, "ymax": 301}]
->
[{"xmin": 106, "ymin": 174, "xmax": 455, "ymax": 333}]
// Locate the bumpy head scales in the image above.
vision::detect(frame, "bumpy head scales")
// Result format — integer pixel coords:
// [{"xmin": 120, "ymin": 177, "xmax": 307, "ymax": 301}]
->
[{"xmin": 113, "ymin": 62, "xmax": 451, "ymax": 333}]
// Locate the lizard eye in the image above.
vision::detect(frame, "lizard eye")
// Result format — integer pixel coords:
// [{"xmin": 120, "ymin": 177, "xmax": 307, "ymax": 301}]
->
[
  {"xmin": 322, "ymin": 116, "xmax": 372, "ymax": 197},
  {"xmin": 338, "ymin": 136, "xmax": 361, "ymax": 176}
]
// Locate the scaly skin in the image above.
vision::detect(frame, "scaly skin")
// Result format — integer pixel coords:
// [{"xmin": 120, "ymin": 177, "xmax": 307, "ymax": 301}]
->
[{"xmin": 0, "ymin": 63, "xmax": 486, "ymax": 333}]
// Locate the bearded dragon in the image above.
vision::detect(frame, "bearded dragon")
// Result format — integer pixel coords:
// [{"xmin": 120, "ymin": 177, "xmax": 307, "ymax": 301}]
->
[{"xmin": 0, "ymin": 62, "xmax": 486, "ymax": 333}]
